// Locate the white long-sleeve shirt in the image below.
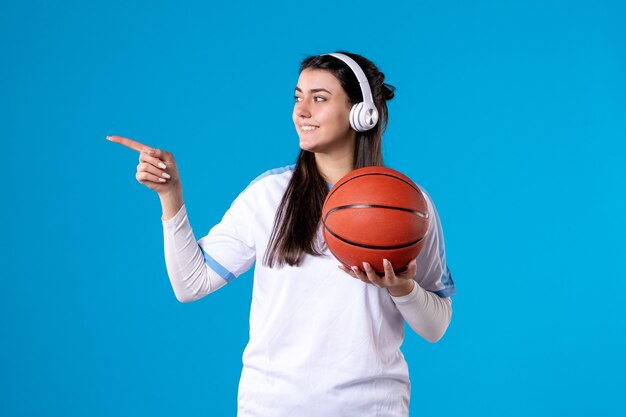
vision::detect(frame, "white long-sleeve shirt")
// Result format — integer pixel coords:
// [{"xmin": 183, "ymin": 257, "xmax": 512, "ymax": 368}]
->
[{"xmin": 161, "ymin": 166, "xmax": 455, "ymax": 417}]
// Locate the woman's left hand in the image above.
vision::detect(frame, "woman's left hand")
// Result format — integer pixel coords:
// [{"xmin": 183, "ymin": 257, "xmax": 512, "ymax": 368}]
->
[{"xmin": 339, "ymin": 259, "xmax": 417, "ymax": 297}]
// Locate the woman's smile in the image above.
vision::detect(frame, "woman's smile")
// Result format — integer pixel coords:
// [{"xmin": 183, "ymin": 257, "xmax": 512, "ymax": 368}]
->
[{"xmin": 300, "ymin": 125, "xmax": 319, "ymax": 132}]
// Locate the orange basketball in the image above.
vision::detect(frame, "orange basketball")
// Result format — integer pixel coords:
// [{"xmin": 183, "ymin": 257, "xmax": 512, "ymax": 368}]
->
[{"xmin": 322, "ymin": 166, "xmax": 429, "ymax": 274}]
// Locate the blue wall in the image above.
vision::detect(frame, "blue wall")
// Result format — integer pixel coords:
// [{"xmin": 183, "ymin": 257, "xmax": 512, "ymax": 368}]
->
[{"xmin": 1, "ymin": 0, "xmax": 624, "ymax": 415}]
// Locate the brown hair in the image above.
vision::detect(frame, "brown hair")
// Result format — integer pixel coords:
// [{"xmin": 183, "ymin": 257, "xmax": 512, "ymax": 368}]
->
[{"xmin": 263, "ymin": 52, "xmax": 395, "ymax": 268}]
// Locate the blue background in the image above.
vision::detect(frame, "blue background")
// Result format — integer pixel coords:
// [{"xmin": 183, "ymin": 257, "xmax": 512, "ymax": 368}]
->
[{"xmin": 1, "ymin": 0, "xmax": 625, "ymax": 416}]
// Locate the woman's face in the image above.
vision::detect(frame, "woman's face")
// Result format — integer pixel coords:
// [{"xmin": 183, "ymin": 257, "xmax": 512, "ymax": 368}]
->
[{"xmin": 293, "ymin": 69, "xmax": 355, "ymax": 155}]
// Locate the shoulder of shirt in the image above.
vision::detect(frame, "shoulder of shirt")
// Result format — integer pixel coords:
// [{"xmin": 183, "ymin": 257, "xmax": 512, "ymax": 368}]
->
[
  {"xmin": 417, "ymin": 184, "xmax": 434, "ymax": 205},
  {"xmin": 241, "ymin": 164, "xmax": 295, "ymax": 194},
  {"xmin": 415, "ymin": 184, "xmax": 443, "ymax": 235},
  {"xmin": 411, "ymin": 182, "xmax": 437, "ymax": 224}
]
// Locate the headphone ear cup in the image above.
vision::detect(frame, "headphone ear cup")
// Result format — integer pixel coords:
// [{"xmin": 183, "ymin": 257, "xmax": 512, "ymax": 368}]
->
[
  {"xmin": 350, "ymin": 102, "xmax": 379, "ymax": 132},
  {"xmin": 360, "ymin": 103, "xmax": 379, "ymax": 131},
  {"xmin": 349, "ymin": 103, "xmax": 361, "ymax": 131}
]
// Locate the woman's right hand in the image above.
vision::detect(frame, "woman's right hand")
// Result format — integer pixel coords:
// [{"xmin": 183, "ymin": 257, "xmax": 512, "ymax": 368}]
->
[
  {"xmin": 107, "ymin": 135, "xmax": 184, "ymax": 219},
  {"xmin": 107, "ymin": 135, "xmax": 180, "ymax": 194}
]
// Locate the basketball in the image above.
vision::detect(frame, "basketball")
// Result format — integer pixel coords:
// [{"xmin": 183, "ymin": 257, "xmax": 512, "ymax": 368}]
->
[{"xmin": 322, "ymin": 166, "xmax": 430, "ymax": 274}]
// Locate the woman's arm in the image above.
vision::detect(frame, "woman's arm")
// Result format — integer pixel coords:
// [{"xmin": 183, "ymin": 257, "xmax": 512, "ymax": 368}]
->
[
  {"xmin": 107, "ymin": 135, "xmax": 227, "ymax": 303},
  {"xmin": 162, "ymin": 203, "xmax": 227, "ymax": 303},
  {"xmin": 390, "ymin": 282, "xmax": 452, "ymax": 343},
  {"xmin": 341, "ymin": 260, "xmax": 452, "ymax": 343}
]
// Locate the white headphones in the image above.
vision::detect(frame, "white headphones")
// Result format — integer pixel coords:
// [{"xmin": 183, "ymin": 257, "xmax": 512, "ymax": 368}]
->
[{"xmin": 324, "ymin": 53, "xmax": 379, "ymax": 132}]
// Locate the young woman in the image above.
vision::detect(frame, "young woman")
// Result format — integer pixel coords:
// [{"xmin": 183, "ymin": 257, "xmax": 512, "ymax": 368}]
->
[{"xmin": 108, "ymin": 51, "xmax": 455, "ymax": 417}]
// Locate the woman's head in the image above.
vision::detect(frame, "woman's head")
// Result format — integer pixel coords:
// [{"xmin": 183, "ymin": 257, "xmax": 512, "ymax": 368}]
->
[{"xmin": 294, "ymin": 52, "xmax": 395, "ymax": 167}]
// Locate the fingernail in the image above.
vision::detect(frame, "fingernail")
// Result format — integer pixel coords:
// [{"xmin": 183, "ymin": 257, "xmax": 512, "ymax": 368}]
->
[
  {"xmin": 105, "ymin": 135, "xmax": 112, "ymax": 141},
  {"xmin": 362, "ymin": 262, "xmax": 369, "ymax": 270},
  {"xmin": 158, "ymin": 178, "xmax": 167, "ymax": 182},
  {"xmin": 158, "ymin": 162, "xmax": 167, "ymax": 169},
  {"xmin": 162, "ymin": 172, "xmax": 171, "ymax": 179},
  {"xmin": 383, "ymin": 259, "xmax": 390, "ymax": 267},
  {"xmin": 352, "ymin": 266, "xmax": 359, "ymax": 272}
]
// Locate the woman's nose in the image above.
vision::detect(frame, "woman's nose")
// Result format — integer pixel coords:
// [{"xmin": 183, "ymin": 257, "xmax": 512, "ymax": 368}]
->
[{"xmin": 295, "ymin": 102, "xmax": 311, "ymax": 118}]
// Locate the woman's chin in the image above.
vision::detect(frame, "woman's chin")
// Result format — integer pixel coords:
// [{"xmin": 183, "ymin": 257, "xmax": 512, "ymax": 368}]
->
[{"xmin": 298, "ymin": 138, "xmax": 318, "ymax": 152}]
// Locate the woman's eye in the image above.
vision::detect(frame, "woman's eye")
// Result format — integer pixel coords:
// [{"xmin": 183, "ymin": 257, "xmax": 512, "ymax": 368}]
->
[{"xmin": 294, "ymin": 95, "xmax": 326, "ymax": 103}]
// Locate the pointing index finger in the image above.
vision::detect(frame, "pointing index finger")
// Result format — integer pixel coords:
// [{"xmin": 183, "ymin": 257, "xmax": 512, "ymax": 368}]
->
[{"xmin": 106, "ymin": 135, "xmax": 154, "ymax": 154}]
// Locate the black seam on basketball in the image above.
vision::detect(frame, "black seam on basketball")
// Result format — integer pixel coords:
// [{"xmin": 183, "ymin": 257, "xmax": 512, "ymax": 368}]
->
[
  {"xmin": 324, "ymin": 204, "xmax": 428, "ymax": 220},
  {"xmin": 326, "ymin": 172, "xmax": 421, "ymax": 202},
  {"xmin": 322, "ymin": 221, "xmax": 426, "ymax": 250}
]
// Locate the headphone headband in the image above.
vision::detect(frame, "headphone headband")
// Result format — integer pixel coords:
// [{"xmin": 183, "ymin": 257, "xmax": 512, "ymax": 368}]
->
[
  {"xmin": 324, "ymin": 53, "xmax": 375, "ymax": 104},
  {"xmin": 322, "ymin": 52, "xmax": 379, "ymax": 132}
]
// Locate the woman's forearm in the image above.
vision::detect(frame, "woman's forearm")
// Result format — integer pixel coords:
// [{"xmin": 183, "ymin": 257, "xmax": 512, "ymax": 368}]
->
[
  {"xmin": 162, "ymin": 204, "xmax": 227, "ymax": 302},
  {"xmin": 391, "ymin": 282, "xmax": 452, "ymax": 343},
  {"xmin": 159, "ymin": 185, "xmax": 184, "ymax": 221}
]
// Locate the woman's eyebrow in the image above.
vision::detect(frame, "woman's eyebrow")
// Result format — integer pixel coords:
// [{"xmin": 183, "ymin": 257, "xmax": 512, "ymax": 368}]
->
[{"xmin": 294, "ymin": 87, "xmax": 333, "ymax": 95}]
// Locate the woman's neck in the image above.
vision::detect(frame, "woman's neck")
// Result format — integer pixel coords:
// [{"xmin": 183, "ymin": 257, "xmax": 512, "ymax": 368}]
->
[{"xmin": 315, "ymin": 151, "xmax": 354, "ymax": 185}]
